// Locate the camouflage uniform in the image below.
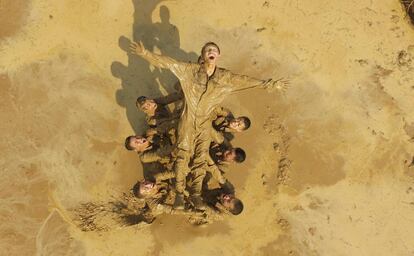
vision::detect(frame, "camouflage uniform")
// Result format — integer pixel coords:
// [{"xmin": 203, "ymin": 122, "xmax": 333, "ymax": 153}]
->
[
  {"xmin": 137, "ymin": 136, "xmax": 176, "ymax": 181},
  {"xmin": 139, "ymin": 144, "xmax": 173, "ymax": 165},
  {"xmin": 210, "ymin": 106, "xmax": 233, "ymax": 132},
  {"xmin": 189, "ymin": 188, "xmax": 232, "ymax": 225},
  {"xmin": 210, "ymin": 106, "xmax": 240, "ymax": 144},
  {"xmin": 137, "ymin": 49, "xmax": 281, "ymax": 195},
  {"xmin": 145, "ymin": 89, "xmax": 183, "ymax": 135},
  {"xmin": 138, "ymin": 136, "xmax": 174, "ymax": 166},
  {"xmin": 202, "ymin": 143, "xmax": 233, "ymax": 190}
]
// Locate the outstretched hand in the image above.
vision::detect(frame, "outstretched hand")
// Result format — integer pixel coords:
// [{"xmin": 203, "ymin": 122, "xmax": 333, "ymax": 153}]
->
[
  {"xmin": 129, "ymin": 41, "xmax": 146, "ymax": 55},
  {"xmin": 273, "ymin": 77, "xmax": 290, "ymax": 93},
  {"xmin": 269, "ymin": 78, "xmax": 290, "ymax": 94}
]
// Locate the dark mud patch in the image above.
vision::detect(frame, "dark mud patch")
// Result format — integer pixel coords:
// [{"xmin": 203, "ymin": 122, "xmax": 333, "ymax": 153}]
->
[{"xmin": 0, "ymin": 0, "xmax": 30, "ymax": 39}]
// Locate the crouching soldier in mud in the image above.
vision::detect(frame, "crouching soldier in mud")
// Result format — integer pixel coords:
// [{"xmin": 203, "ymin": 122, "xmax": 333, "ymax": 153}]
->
[
  {"xmin": 124, "ymin": 135, "xmax": 174, "ymax": 165},
  {"xmin": 204, "ymin": 145, "xmax": 246, "ymax": 190},
  {"xmin": 131, "ymin": 178, "xmax": 207, "ymax": 223},
  {"xmin": 136, "ymin": 89, "xmax": 183, "ymax": 139},
  {"xmin": 130, "ymin": 40, "xmax": 289, "ymax": 210},
  {"xmin": 131, "ymin": 180, "xmax": 178, "ymax": 223},
  {"xmin": 189, "ymin": 188, "xmax": 244, "ymax": 225},
  {"xmin": 209, "ymin": 106, "xmax": 251, "ymax": 145},
  {"xmin": 210, "ymin": 106, "xmax": 251, "ymax": 133}
]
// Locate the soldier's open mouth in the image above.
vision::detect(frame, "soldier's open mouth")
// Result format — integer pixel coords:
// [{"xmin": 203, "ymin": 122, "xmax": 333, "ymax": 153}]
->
[{"xmin": 209, "ymin": 56, "xmax": 215, "ymax": 60}]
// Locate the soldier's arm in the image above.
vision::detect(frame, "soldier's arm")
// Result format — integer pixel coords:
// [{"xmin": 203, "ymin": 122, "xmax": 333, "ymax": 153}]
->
[
  {"xmin": 130, "ymin": 41, "xmax": 188, "ymax": 79},
  {"xmin": 154, "ymin": 88, "xmax": 184, "ymax": 105},
  {"xmin": 207, "ymin": 162, "xmax": 227, "ymax": 185},
  {"xmin": 146, "ymin": 116, "xmax": 157, "ymax": 127},
  {"xmin": 226, "ymin": 71, "xmax": 289, "ymax": 93},
  {"xmin": 210, "ymin": 106, "xmax": 231, "ymax": 120},
  {"xmin": 145, "ymin": 198, "xmax": 161, "ymax": 212},
  {"xmin": 155, "ymin": 118, "xmax": 179, "ymax": 135},
  {"xmin": 154, "ymin": 170, "xmax": 176, "ymax": 182},
  {"xmin": 140, "ymin": 151, "xmax": 160, "ymax": 163},
  {"xmin": 217, "ymin": 162, "xmax": 230, "ymax": 175},
  {"xmin": 210, "ymin": 128, "xmax": 225, "ymax": 145},
  {"xmin": 139, "ymin": 148, "xmax": 171, "ymax": 164},
  {"xmin": 220, "ymin": 180, "xmax": 235, "ymax": 194},
  {"xmin": 203, "ymin": 206, "xmax": 225, "ymax": 222}
]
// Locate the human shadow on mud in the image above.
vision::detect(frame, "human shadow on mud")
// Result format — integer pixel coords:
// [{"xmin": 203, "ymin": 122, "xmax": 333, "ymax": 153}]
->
[
  {"xmin": 111, "ymin": 1, "xmax": 197, "ymax": 180},
  {"xmin": 111, "ymin": 1, "xmax": 197, "ymax": 135}
]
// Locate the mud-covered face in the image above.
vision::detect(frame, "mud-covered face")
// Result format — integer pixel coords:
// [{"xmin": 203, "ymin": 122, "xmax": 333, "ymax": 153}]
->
[
  {"xmin": 220, "ymin": 194, "xmax": 235, "ymax": 209},
  {"xmin": 202, "ymin": 45, "xmax": 220, "ymax": 64},
  {"xmin": 139, "ymin": 99, "xmax": 157, "ymax": 114},
  {"xmin": 129, "ymin": 136, "xmax": 150, "ymax": 152},
  {"xmin": 139, "ymin": 180, "xmax": 156, "ymax": 197},
  {"xmin": 229, "ymin": 118, "xmax": 246, "ymax": 132},
  {"xmin": 223, "ymin": 149, "xmax": 236, "ymax": 162}
]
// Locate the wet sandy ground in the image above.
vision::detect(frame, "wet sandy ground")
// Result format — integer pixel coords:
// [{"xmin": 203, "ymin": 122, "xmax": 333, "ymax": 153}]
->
[{"xmin": 1, "ymin": 0, "xmax": 414, "ymax": 255}]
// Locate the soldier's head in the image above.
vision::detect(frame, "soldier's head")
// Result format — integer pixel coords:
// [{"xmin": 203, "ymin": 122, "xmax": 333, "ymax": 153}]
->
[
  {"xmin": 201, "ymin": 42, "xmax": 220, "ymax": 65},
  {"xmin": 125, "ymin": 135, "xmax": 150, "ymax": 152},
  {"xmin": 219, "ymin": 194, "xmax": 244, "ymax": 215},
  {"xmin": 228, "ymin": 116, "xmax": 251, "ymax": 132},
  {"xmin": 136, "ymin": 96, "xmax": 157, "ymax": 114},
  {"xmin": 132, "ymin": 180, "xmax": 157, "ymax": 198},
  {"xmin": 223, "ymin": 148, "xmax": 246, "ymax": 163}
]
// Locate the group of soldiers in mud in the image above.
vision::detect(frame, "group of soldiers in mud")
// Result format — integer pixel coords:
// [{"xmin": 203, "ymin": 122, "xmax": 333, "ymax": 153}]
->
[{"xmin": 121, "ymin": 40, "xmax": 289, "ymax": 226}]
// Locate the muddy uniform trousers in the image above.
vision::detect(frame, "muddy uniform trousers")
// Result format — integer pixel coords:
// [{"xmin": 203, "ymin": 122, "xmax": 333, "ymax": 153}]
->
[
  {"xmin": 174, "ymin": 117, "xmax": 212, "ymax": 195},
  {"xmin": 154, "ymin": 167, "xmax": 206, "ymax": 199}
]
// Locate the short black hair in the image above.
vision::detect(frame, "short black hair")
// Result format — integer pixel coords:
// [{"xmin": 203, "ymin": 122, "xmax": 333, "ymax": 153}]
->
[
  {"xmin": 201, "ymin": 42, "xmax": 220, "ymax": 55},
  {"xmin": 136, "ymin": 96, "xmax": 147, "ymax": 107},
  {"xmin": 124, "ymin": 136, "xmax": 135, "ymax": 151},
  {"xmin": 239, "ymin": 116, "xmax": 251, "ymax": 130},
  {"xmin": 234, "ymin": 148, "xmax": 246, "ymax": 163},
  {"xmin": 132, "ymin": 182, "xmax": 144, "ymax": 198},
  {"xmin": 230, "ymin": 198, "xmax": 244, "ymax": 215},
  {"xmin": 197, "ymin": 55, "xmax": 204, "ymax": 64}
]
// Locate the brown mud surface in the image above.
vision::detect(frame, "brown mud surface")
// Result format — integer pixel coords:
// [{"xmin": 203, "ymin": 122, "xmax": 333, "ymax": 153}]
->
[{"xmin": 1, "ymin": 0, "xmax": 414, "ymax": 255}]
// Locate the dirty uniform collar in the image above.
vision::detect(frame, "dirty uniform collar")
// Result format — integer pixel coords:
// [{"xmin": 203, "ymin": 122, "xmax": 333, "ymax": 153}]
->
[{"xmin": 198, "ymin": 64, "xmax": 218, "ymax": 80}]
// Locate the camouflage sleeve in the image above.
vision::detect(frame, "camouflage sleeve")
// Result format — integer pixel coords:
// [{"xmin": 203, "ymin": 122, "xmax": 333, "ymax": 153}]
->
[
  {"xmin": 226, "ymin": 71, "xmax": 279, "ymax": 93},
  {"xmin": 217, "ymin": 162, "xmax": 230, "ymax": 175},
  {"xmin": 154, "ymin": 90, "xmax": 184, "ymax": 105},
  {"xmin": 146, "ymin": 116, "xmax": 157, "ymax": 127},
  {"xmin": 139, "ymin": 50, "xmax": 188, "ymax": 79},
  {"xmin": 210, "ymin": 128, "xmax": 225, "ymax": 145},
  {"xmin": 155, "ymin": 118, "xmax": 179, "ymax": 135},
  {"xmin": 146, "ymin": 197, "xmax": 162, "ymax": 211},
  {"xmin": 220, "ymin": 180, "xmax": 235, "ymax": 194},
  {"xmin": 139, "ymin": 150, "xmax": 162, "ymax": 163},
  {"xmin": 154, "ymin": 170, "xmax": 176, "ymax": 182},
  {"xmin": 204, "ymin": 206, "xmax": 225, "ymax": 222},
  {"xmin": 207, "ymin": 163, "xmax": 227, "ymax": 185},
  {"xmin": 207, "ymin": 154, "xmax": 216, "ymax": 167},
  {"xmin": 140, "ymin": 147, "xmax": 172, "ymax": 164},
  {"xmin": 210, "ymin": 106, "xmax": 231, "ymax": 120}
]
